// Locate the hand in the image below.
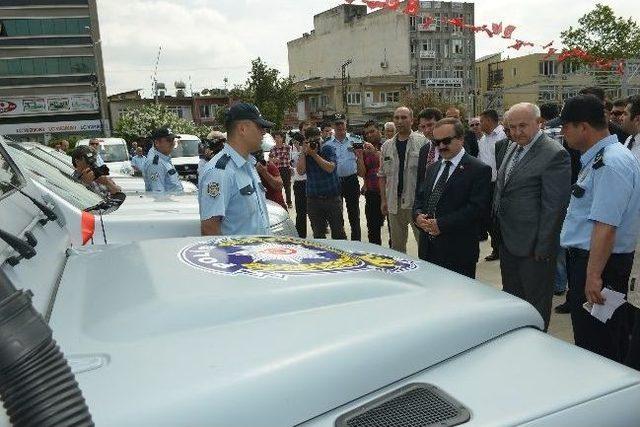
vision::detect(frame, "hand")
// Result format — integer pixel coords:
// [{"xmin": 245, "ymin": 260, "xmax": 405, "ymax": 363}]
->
[
  {"xmin": 425, "ymin": 218, "xmax": 441, "ymax": 236},
  {"xmin": 415, "ymin": 214, "xmax": 429, "ymax": 231},
  {"xmin": 585, "ymin": 275, "xmax": 605, "ymax": 305},
  {"xmin": 381, "ymin": 201, "xmax": 388, "ymax": 216},
  {"xmin": 79, "ymin": 168, "xmax": 95, "ymax": 185},
  {"xmin": 255, "ymin": 162, "xmax": 267, "ymax": 175},
  {"xmin": 363, "ymin": 142, "xmax": 376, "ymax": 152}
]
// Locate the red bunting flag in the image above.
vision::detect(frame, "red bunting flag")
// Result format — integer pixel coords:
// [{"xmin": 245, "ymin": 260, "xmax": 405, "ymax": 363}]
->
[
  {"xmin": 542, "ymin": 41, "xmax": 554, "ymax": 49},
  {"xmin": 363, "ymin": 0, "xmax": 387, "ymax": 9},
  {"xmin": 502, "ymin": 25, "xmax": 516, "ymax": 39},
  {"xmin": 492, "ymin": 22, "xmax": 503, "ymax": 35},
  {"xmin": 421, "ymin": 15, "xmax": 435, "ymax": 29},
  {"xmin": 386, "ymin": 0, "xmax": 400, "ymax": 10},
  {"xmin": 616, "ymin": 61, "xmax": 625, "ymax": 75},
  {"xmin": 403, "ymin": 0, "xmax": 420, "ymax": 16},
  {"xmin": 447, "ymin": 17, "xmax": 465, "ymax": 27}
]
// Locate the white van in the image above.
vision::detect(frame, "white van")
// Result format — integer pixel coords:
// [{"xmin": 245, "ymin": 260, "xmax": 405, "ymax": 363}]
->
[
  {"xmin": 77, "ymin": 137, "xmax": 133, "ymax": 175},
  {"xmin": 171, "ymin": 134, "xmax": 201, "ymax": 183}
]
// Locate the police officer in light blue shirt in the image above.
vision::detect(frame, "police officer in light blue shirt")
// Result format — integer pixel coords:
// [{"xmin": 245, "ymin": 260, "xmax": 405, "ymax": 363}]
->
[
  {"xmin": 560, "ymin": 94, "xmax": 640, "ymax": 361},
  {"xmin": 323, "ymin": 113, "xmax": 362, "ymax": 241},
  {"xmin": 198, "ymin": 103, "xmax": 274, "ymax": 236},
  {"xmin": 143, "ymin": 127, "xmax": 184, "ymax": 193}
]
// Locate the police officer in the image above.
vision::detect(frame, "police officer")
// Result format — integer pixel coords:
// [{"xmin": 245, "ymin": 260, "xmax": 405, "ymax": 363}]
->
[
  {"xmin": 560, "ymin": 94, "xmax": 640, "ymax": 362},
  {"xmin": 324, "ymin": 113, "xmax": 362, "ymax": 241},
  {"xmin": 198, "ymin": 103, "xmax": 274, "ymax": 236},
  {"xmin": 143, "ymin": 127, "xmax": 184, "ymax": 193}
]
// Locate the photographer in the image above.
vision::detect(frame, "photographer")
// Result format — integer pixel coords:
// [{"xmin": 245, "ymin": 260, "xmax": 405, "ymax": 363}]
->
[
  {"xmin": 289, "ymin": 130, "xmax": 308, "ymax": 238},
  {"xmin": 252, "ymin": 150, "xmax": 286, "ymax": 209},
  {"xmin": 71, "ymin": 146, "xmax": 122, "ymax": 198},
  {"xmin": 296, "ymin": 127, "xmax": 346, "ymax": 240}
]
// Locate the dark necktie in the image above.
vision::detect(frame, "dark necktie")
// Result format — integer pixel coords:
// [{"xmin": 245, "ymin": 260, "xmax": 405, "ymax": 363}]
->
[
  {"xmin": 629, "ymin": 137, "xmax": 635, "ymax": 150},
  {"xmin": 505, "ymin": 146, "xmax": 524, "ymax": 181},
  {"xmin": 425, "ymin": 161, "xmax": 452, "ymax": 216}
]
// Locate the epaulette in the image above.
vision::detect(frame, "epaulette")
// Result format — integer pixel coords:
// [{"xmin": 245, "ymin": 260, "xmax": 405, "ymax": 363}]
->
[
  {"xmin": 215, "ymin": 154, "xmax": 231, "ymax": 170},
  {"xmin": 592, "ymin": 148, "xmax": 605, "ymax": 169},
  {"xmin": 152, "ymin": 155, "xmax": 159, "ymax": 165}
]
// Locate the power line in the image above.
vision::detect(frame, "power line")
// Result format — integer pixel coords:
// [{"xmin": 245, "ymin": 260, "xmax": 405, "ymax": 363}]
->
[{"xmin": 108, "ymin": 65, "xmax": 248, "ymax": 73}]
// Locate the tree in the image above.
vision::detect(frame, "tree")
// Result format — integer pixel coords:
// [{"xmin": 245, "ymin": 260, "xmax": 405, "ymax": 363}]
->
[
  {"xmin": 114, "ymin": 104, "xmax": 212, "ymax": 142},
  {"xmin": 561, "ymin": 4, "xmax": 640, "ymax": 60},
  {"xmin": 225, "ymin": 58, "xmax": 298, "ymax": 130},
  {"xmin": 401, "ymin": 90, "xmax": 467, "ymax": 119}
]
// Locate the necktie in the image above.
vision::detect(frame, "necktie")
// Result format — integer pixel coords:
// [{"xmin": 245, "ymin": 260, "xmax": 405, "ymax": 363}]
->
[
  {"xmin": 426, "ymin": 141, "xmax": 438, "ymax": 166},
  {"xmin": 425, "ymin": 161, "xmax": 452, "ymax": 216},
  {"xmin": 628, "ymin": 137, "xmax": 635, "ymax": 150},
  {"xmin": 506, "ymin": 146, "xmax": 524, "ymax": 181}
]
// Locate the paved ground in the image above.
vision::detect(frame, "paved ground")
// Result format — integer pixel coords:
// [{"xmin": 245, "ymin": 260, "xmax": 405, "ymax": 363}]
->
[{"xmin": 287, "ymin": 190, "xmax": 574, "ymax": 344}]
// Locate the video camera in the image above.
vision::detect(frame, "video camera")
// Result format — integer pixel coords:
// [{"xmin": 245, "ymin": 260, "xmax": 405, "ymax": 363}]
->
[
  {"xmin": 71, "ymin": 146, "xmax": 110, "ymax": 179},
  {"xmin": 288, "ymin": 130, "xmax": 305, "ymax": 146}
]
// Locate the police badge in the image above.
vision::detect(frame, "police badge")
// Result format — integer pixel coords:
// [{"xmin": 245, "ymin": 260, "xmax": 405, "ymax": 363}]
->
[{"xmin": 207, "ymin": 182, "xmax": 220, "ymax": 198}]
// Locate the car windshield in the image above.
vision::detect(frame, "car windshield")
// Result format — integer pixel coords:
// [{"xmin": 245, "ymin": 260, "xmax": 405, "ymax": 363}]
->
[
  {"xmin": 6, "ymin": 145, "xmax": 103, "ymax": 210},
  {"xmin": 99, "ymin": 144, "xmax": 129, "ymax": 162},
  {"xmin": 14, "ymin": 144, "xmax": 75, "ymax": 173},
  {"xmin": 171, "ymin": 139, "xmax": 199, "ymax": 158}
]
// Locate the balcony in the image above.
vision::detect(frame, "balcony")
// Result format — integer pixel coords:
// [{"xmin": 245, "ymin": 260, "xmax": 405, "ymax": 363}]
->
[
  {"xmin": 419, "ymin": 50, "xmax": 436, "ymax": 59},
  {"xmin": 364, "ymin": 101, "xmax": 399, "ymax": 113}
]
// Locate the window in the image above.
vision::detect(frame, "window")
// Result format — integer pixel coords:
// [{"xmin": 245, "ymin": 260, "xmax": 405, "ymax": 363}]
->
[
  {"xmin": 562, "ymin": 61, "xmax": 580, "ymax": 74},
  {"xmin": 0, "ymin": 18, "xmax": 91, "ymax": 36},
  {"xmin": 347, "ymin": 92, "xmax": 361, "ymax": 106},
  {"xmin": 167, "ymin": 106, "xmax": 184, "ymax": 118},
  {"xmin": 199, "ymin": 104, "xmax": 213, "ymax": 118},
  {"xmin": 381, "ymin": 92, "xmax": 400, "ymax": 103},
  {"xmin": 410, "ymin": 43, "xmax": 416, "ymax": 54},
  {"xmin": 319, "ymin": 95, "xmax": 329, "ymax": 108},
  {"xmin": 0, "ymin": 56, "xmax": 95, "ymax": 77},
  {"xmin": 539, "ymin": 60, "xmax": 557, "ymax": 76},
  {"xmin": 454, "ymin": 65, "xmax": 464, "ymax": 79},
  {"xmin": 512, "ymin": 67, "xmax": 517, "ymax": 77},
  {"xmin": 309, "ymin": 97, "xmax": 318, "ymax": 112},
  {"xmin": 422, "ymin": 40, "xmax": 434, "ymax": 51},
  {"xmin": 452, "ymin": 39, "xmax": 463, "ymax": 55}
]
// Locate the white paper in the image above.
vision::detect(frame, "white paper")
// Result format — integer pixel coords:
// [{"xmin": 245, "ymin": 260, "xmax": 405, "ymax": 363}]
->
[{"xmin": 586, "ymin": 288, "xmax": 626, "ymax": 323}]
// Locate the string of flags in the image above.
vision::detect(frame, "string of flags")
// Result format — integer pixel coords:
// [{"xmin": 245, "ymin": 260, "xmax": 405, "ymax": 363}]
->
[{"xmin": 342, "ymin": 0, "xmax": 626, "ymax": 75}]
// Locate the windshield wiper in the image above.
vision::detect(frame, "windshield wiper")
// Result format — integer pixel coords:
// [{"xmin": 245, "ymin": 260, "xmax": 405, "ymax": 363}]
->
[
  {"xmin": 3, "ymin": 182, "xmax": 57, "ymax": 225},
  {"xmin": 83, "ymin": 193, "xmax": 126, "ymax": 212},
  {"xmin": 0, "ymin": 228, "xmax": 36, "ymax": 266}
]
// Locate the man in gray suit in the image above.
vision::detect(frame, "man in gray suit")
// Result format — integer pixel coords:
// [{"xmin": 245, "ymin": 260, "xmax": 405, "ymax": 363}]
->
[{"xmin": 493, "ymin": 103, "xmax": 572, "ymax": 331}]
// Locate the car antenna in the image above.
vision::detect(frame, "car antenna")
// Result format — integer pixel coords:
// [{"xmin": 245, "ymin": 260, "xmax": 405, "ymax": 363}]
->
[
  {"xmin": 2, "ymin": 182, "xmax": 57, "ymax": 225},
  {"xmin": 0, "ymin": 228, "xmax": 36, "ymax": 266}
]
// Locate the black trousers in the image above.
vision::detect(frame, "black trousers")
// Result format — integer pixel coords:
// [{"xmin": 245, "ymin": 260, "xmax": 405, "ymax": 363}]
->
[
  {"xmin": 279, "ymin": 167, "xmax": 292, "ymax": 205},
  {"xmin": 567, "ymin": 248, "xmax": 634, "ymax": 362},
  {"xmin": 307, "ymin": 196, "xmax": 346, "ymax": 240},
  {"xmin": 626, "ymin": 305, "xmax": 640, "ymax": 370},
  {"xmin": 500, "ymin": 244, "xmax": 555, "ymax": 331},
  {"xmin": 487, "ymin": 183, "xmax": 500, "ymax": 252},
  {"xmin": 420, "ymin": 235, "xmax": 477, "ymax": 279},
  {"xmin": 340, "ymin": 174, "xmax": 361, "ymax": 241},
  {"xmin": 293, "ymin": 180, "xmax": 307, "ymax": 238},
  {"xmin": 364, "ymin": 190, "xmax": 384, "ymax": 245}
]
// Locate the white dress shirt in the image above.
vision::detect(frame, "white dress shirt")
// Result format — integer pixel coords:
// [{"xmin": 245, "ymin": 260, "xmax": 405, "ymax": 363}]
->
[
  {"xmin": 624, "ymin": 133, "xmax": 640, "ymax": 163},
  {"xmin": 478, "ymin": 124, "xmax": 506, "ymax": 182},
  {"xmin": 432, "ymin": 148, "xmax": 465, "ymax": 189}
]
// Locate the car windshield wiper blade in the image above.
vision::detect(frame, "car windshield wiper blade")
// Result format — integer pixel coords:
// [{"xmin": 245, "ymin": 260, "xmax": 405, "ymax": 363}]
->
[
  {"xmin": 0, "ymin": 228, "xmax": 36, "ymax": 266},
  {"xmin": 2, "ymin": 182, "xmax": 57, "ymax": 225}
]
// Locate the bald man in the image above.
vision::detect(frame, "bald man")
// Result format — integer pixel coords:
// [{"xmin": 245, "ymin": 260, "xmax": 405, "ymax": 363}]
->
[{"xmin": 492, "ymin": 102, "xmax": 571, "ymax": 331}]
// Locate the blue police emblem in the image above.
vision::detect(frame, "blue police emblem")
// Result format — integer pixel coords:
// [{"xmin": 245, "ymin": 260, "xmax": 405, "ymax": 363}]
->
[{"xmin": 178, "ymin": 236, "xmax": 418, "ymax": 279}]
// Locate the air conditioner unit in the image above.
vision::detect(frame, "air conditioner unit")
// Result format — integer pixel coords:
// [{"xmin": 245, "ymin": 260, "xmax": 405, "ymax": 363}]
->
[{"xmin": 380, "ymin": 61, "xmax": 389, "ymax": 69}]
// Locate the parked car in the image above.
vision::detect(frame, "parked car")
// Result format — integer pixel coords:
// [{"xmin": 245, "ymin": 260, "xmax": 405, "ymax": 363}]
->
[
  {"xmin": 1, "ymin": 139, "xmax": 639, "ymax": 427},
  {"xmin": 171, "ymin": 134, "xmax": 201, "ymax": 183},
  {"xmin": 4, "ymin": 140, "xmax": 297, "ymax": 246},
  {"xmin": 77, "ymin": 137, "xmax": 133, "ymax": 175}
]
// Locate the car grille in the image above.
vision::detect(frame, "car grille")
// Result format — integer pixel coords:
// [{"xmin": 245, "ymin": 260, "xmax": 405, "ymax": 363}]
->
[{"xmin": 335, "ymin": 383, "xmax": 470, "ymax": 427}]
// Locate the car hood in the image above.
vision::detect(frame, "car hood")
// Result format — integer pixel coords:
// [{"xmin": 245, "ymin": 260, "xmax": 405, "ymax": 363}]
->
[
  {"xmin": 51, "ymin": 236, "xmax": 541, "ymax": 427},
  {"xmin": 113, "ymin": 192, "xmax": 290, "ymax": 223},
  {"xmin": 111, "ymin": 176, "xmax": 198, "ymax": 194}
]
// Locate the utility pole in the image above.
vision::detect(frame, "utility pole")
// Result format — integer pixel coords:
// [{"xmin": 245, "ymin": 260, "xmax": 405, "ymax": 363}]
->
[
  {"xmin": 341, "ymin": 59, "xmax": 352, "ymax": 116},
  {"xmin": 152, "ymin": 46, "xmax": 162, "ymax": 103}
]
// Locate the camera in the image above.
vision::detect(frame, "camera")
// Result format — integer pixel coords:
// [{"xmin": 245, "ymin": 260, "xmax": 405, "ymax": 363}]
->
[
  {"xmin": 252, "ymin": 152, "xmax": 267, "ymax": 166},
  {"xmin": 71, "ymin": 146, "xmax": 110, "ymax": 179},
  {"xmin": 288, "ymin": 130, "xmax": 305, "ymax": 145},
  {"xmin": 352, "ymin": 141, "xmax": 364, "ymax": 150}
]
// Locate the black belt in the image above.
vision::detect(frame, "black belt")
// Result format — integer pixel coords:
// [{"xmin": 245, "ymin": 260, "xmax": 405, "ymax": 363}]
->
[
  {"xmin": 340, "ymin": 174, "xmax": 358, "ymax": 181},
  {"xmin": 308, "ymin": 194, "xmax": 339, "ymax": 200}
]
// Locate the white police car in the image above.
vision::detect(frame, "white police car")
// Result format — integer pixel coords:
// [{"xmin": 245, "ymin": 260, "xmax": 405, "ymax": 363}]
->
[{"xmin": 1, "ymin": 137, "xmax": 639, "ymax": 427}]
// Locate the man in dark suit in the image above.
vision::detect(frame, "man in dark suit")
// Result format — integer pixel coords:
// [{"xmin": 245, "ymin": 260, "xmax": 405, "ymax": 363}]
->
[
  {"xmin": 493, "ymin": 103, "xmax": 572, "ymax": 331},
  {"xmin": 413, "ymin": 118, "xmax": 492, "ymax": 278}
]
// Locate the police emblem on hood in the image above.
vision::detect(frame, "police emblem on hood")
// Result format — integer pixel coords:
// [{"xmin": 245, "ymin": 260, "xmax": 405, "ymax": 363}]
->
[{"xmin": 178, "ymin": 236, "xmax": 418, "ymax": 280}]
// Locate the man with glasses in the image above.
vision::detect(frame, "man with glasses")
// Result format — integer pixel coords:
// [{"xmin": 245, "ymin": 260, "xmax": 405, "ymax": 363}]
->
[
  {"xmin": 143, "ymin": 127, "xmax": 184, "ymax": 193},
  {"xmin": 413, "ymin": 118, "xmax": 491, "ymax": 278},
  {"xmin": 199, "ymin": 103, "xmax": 273, "ymax": 236},
  {"xmin": 464, "ymin": 117, "xmax": 481, "ymax": 158},
  {"xmin": 88, "ymin": 138, "xmax": 105, "ymax": 166}
]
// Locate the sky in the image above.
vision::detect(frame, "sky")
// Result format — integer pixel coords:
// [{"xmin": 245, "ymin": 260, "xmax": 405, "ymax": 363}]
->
[{"xmin": 97, "ymin": 0, "xmax": 640, "ymax": 97}]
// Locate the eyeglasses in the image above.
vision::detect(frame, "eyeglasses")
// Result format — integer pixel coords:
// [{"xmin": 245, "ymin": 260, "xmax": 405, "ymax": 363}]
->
[
  {"xmin": 611, "ymin": 111, "xmax": 624, "ymax": 116},
  {"xmin": 432, "ymin": 136, "xmax": 455, "ymax": 146},
  {"xmin": 470, "ymin": 123, "xmax": 480, "ymax": 127}
]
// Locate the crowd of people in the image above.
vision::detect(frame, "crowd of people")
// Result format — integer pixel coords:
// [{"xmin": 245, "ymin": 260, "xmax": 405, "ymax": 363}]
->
[{"xmin": 64, "ymin": 87, "xmax": 640, "ymax": 372}]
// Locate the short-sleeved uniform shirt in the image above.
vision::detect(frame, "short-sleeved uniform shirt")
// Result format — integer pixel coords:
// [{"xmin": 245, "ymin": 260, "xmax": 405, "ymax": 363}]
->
[
  {"xmin": 198, "ymin": 144, "xmax": 270, "ymax": 236},
  {"xmin": 561, "ymin": 135, "xmax": 640, "ymax": 253},
  {"xmin": 131, "ymin": 155, "xmax": 146, "ymax": 172},
  {"xmin": 143, "ymin": 147, "xmax": 184, "ymax": 193},
  {"xmin": 323, "ymin": 135, "xmax": 358, "ymax": 177}
]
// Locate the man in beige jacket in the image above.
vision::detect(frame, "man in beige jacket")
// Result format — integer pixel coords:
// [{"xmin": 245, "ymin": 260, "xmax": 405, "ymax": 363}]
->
[{"xmin": 378, "ymin": 107, "xmax": 427, "ymax": 253}]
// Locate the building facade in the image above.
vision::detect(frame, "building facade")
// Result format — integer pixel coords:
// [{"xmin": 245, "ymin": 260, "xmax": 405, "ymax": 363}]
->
[
  {"xmin": 475, "ymin": 53, "xmax": 640, "ymax": 115},
  {"xmin": 0, "ymin": 0, "xmax": 108, "ymax": 144},
  {"xmin": 287, "ymin": 2, "xmax": 475, "ymax": 126}
]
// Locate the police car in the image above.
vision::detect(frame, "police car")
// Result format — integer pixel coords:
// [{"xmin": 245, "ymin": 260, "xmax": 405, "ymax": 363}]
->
[
  {"xmin": 4, "ymin": 139, "xmax": 297, "ymax": 245},
  {"xmin": 77, "ymin": 137, "xmax": 133, "ymax": 175},
  {"xmin": 1, "ymin": 138, "xmax": 640, "ymax": 427}
]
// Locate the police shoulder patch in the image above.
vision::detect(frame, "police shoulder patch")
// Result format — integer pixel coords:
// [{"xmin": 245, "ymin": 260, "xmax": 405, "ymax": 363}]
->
[
  {"xmin": 207, "ymin": 182, "xmax": 220, "ymax": 198},
  {"xmin": 215, "ymin": 154, "xmax": 231, "ymax": 170},
  {"xmin": 152, "ymin": 155, "xmax": 159, "ymax": 165},
  {"xmin": 593, "ymin": 148, "xmax": 605, "ymax": 169}
]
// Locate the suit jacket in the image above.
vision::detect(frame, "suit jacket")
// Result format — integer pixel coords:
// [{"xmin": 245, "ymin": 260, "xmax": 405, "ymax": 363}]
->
[
  {"xmin": 413, "ymin": 153, "xmax": 492, "ymax": 269},
  {"xmin": 416, "ymin": 141, "xmax": 433, "ymax": 194},
  {"xmin": 464, "ymin": 131, "xmax": 480, "ymax": 158},
  {"xmin": 495, "ymin": 137, "xmax": 511, "ymax": 172},
  {"xmin": 493, "ymin": 134, "xmax": 571, "ymax": 258}
]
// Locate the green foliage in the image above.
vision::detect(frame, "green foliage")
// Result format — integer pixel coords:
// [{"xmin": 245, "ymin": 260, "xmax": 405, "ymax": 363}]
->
[
  {"xmin": 561, "ymin": 4, "xmax": 640, "ymax": 59},
  {"xmin": 226, "ymin": 58, "xmax": 298, "ymax": 130},
  {"xmin": 401, "ymin": 90, "xmax": 467, "ymax": 119},
  {"xmin": 113, "ymin": 104, "xmax": 212, "ymax": 141}
]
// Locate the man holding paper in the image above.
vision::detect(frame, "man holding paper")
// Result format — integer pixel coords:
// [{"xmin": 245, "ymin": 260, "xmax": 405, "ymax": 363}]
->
[{"xmin": 560, "ymin": 94, "xmax": 640, "ymax": 362}]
